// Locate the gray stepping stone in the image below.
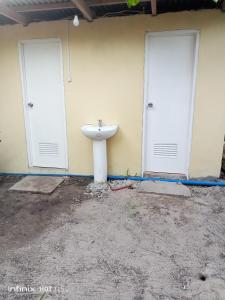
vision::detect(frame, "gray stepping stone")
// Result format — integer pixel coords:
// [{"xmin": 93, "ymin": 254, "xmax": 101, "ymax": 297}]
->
[
  {"xmin": 137, "ymin": 181, "xmax": 191, "ymax": 197},
  {"xmin": 9, "ymin": 176, "xmax": 64, "ymax": 194}
]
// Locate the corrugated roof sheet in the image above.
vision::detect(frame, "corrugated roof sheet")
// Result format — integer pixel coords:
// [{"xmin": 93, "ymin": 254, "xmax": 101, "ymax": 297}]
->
[
  {"xmin": 0, "ymin": 0, "xmax": 219, "ymax": 25},
  {"xmin": 8, "ymin": 0, "xmax": 71, "ymax": 5}
]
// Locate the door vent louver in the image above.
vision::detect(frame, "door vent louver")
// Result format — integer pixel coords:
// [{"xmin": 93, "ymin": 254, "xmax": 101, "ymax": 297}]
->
[
  {"xmin": 153, "ymin": 143, "xmax": 178, "ymax": 158},
  {"xmin": 39, "ymin": 142, "xmax": 59, "ymax": 156}
]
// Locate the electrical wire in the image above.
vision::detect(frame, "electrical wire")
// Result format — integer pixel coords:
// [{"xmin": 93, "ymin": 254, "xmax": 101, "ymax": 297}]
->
[
  {"xmin": 67, "ymin": 20, "xmax": 72, "ymax": 83},
  {"xmin": 100, "ymin": 9, "xmax": 144, "ymax": 18}
]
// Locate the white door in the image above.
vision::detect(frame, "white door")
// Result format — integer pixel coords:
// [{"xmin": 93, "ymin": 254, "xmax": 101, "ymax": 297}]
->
[
  {"xmin": 20, "ymin": 39, "xmax": 68, "ymax": 169},
  {"xmin": 144, "ymin": 31, "xmax": 197, "ymax": 175}
]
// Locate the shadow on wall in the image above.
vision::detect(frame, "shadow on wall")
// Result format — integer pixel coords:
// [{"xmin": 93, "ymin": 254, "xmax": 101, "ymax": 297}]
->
[{"xmin": 221, "ymin": 136, "xmax": 225, "ymax": 179}]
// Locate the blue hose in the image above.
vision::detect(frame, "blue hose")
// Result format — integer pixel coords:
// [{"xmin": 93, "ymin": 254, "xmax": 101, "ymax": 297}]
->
[
  {"xmin": 0, "ymin": 172, "xmax": 225, "ymax": 187},
  {"xmin": 107, "ymin": 175, "xmax": 225, "ymax": 186}
]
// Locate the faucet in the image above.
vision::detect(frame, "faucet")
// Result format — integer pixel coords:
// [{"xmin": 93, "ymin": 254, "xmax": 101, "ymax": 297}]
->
[{"xmin": 98, "ymin": 119, "xmax": 103, "ymax": 127}]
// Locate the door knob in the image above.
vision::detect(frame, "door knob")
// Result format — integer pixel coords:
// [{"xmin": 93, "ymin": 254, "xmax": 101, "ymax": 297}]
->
[
  {"xmin": 27, "ymin": 102, "xmax": 34, "ymax": 108},
  {"xmin": 147, "ymin": 102, "xmax": 153, "ymax": 108}
]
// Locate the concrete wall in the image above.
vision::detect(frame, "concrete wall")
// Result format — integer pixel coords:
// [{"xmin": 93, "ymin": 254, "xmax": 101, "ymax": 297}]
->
[{"xmin": 0, "ymin": 10, "xmax": 225, "ymax": 178}]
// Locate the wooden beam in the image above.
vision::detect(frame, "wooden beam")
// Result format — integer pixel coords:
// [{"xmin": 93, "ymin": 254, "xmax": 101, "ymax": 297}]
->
[
  {"xmin": 88, "ymin": 0, "xmax": 128, "ymax": 6},
  {"xmin": 0, "ymin": 0, "xmax": 28, "ymax": 25},
  {"xmin": 15, "ymin": 3, "xmax": 76, "ymax": 13},
  {"xmin": 71, "ymin": 0, "xmax": 93, "ymax": 21},
  {"xmin": 150, "ymin": 0, "xmax": 157, "ymax": 15}
]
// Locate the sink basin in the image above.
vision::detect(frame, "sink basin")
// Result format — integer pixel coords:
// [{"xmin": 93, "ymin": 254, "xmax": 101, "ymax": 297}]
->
[{"xmin": 81, "ymin": 124, "xmax": 118, "ymax": 141}]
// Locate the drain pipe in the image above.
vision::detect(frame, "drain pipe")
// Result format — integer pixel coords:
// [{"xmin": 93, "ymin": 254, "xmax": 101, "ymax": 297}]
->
[{"xmin": 0, "ymin": 172, "xmax": 225, "ymax": 187}]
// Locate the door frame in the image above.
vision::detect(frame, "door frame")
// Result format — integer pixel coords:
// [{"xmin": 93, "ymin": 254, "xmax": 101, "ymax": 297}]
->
[
  {"xmin": 18, "ymin": 38, "xmax": 68, "ymax": 169},
  {"xmin": 142, "ymin": 30, "xmax": 199, "ymax": 178}
]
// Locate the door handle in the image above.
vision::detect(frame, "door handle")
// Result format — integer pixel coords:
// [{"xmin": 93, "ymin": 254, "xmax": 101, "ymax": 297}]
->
[
  {"xmin": 27, "ymin": 102, "xmax": 34, "ymax": 108},
  {"xmin": 147, "ymin": 102, "xmax": 153, "ymax": 109}
]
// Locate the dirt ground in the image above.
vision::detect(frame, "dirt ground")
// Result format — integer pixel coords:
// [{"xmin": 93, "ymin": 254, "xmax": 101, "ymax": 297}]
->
[{"xmin": 1, "ymin": 176, "xmax": 225, "ymax": 300}]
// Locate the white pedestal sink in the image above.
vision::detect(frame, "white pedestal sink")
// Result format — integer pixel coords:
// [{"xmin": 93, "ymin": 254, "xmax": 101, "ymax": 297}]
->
[{"xmin": 81, "ymin": 122, "xmax": 118, "ymax": 183}]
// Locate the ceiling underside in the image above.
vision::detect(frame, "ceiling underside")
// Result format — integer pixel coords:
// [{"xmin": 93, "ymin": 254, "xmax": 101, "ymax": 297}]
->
[{"xmin": 0, "ymin": 0, "xmax": 219, "ymax": 25}]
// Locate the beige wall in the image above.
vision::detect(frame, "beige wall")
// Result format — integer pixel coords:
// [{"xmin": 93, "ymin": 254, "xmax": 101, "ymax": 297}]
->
[{"xmin": 0, "ymin": 10, "xmax": 225, "ymax": 178}]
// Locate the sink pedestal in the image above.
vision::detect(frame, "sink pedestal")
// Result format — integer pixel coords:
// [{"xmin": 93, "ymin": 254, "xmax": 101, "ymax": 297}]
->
[{"xmin": 93, "ymin": 140, "xmax": 107, "ymax": 182}]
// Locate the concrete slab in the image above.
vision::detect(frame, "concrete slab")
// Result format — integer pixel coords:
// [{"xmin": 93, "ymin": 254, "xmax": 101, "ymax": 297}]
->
[
  {"xmin": 9, "ymin": 176, "xmax": 64, "ymax": 194},
  {"xmin": 137, "ymin": 181, "xmax": 191, "ymax": 197}
]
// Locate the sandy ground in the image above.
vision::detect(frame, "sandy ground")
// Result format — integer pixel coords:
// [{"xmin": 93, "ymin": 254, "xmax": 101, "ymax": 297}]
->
[{"xmin": 0, "ymin": 176, "xmax": 225, "ymax": 300}]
